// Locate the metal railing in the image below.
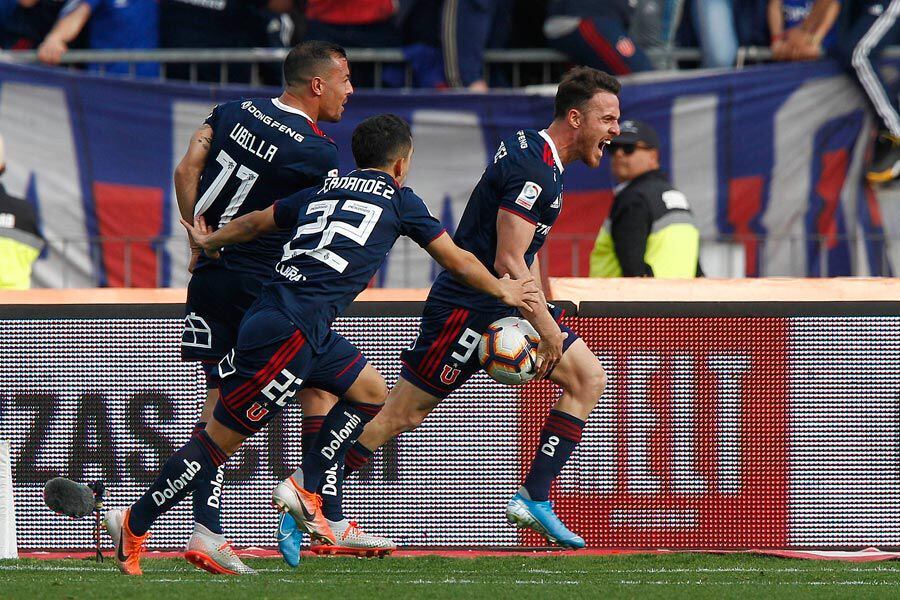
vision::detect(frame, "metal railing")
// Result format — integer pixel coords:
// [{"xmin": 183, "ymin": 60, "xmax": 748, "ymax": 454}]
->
[
  {"xmin": 47, "ymin": 235, "xmax": 169, "ymax": 288},
  {"xmin": 0, "ymin": 46, "xmax": 718, "ymax": 88},
  {"xmin": 4, "ymin": 46, "xmax": 900, "ymax": 87}
]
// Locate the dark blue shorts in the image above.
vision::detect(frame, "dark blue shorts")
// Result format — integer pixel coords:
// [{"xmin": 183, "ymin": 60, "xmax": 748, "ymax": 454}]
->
[
  {"xmin": 214, "ymin": 302, "xmax": 367, "ymax": 436},
  {"xmin": 181, "ymin": 266, "xmax": 264, "ymax": 388},
  {"xmin": 399, "ymin": 302, "xmax": 577, "ymax": 399}
]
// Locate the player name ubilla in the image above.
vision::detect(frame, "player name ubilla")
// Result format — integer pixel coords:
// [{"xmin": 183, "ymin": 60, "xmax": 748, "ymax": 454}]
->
[{"xmin": 228, "ymin": 123, "xmax": 279, "ymax": 163}]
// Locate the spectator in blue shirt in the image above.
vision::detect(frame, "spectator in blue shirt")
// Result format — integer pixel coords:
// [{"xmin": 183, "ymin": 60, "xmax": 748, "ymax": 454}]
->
[
  {"xmin": 36, "ymin": 0, "xmax": 158, "ymax": 77},
  {"xmin": 769, "ymin": 0, "xmax": 839, "ymax": 59}
]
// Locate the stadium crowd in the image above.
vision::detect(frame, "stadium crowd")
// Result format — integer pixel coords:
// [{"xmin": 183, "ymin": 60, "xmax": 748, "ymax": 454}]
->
[{"xmin": 0, "ymin": 0, "xmax": 842, "ymax": 85}]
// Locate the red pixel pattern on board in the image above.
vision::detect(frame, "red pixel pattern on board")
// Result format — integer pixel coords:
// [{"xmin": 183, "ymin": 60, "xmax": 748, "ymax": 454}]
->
[{"xmin": 518, "ymin": 317, "xmax": 789, "ymax": 548}]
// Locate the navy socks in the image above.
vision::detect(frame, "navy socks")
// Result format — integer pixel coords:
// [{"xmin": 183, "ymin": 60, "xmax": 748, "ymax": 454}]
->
[
  {"xmin": 189, "ymin": 422, "xmax": 224, "ymax": 535},
  {"xmin": 128, "ymin": 429, "xmax": 227, "ymax": 536},
  {"xmin": 522, "ymin": 410, "xmax": 585, "ymax": 502},
  {"xmin": 301, "ymin": 415, "xmax": 343, "ymax": 520},
  {"xmin": 299, "ymin": 400, "xmax": 381, "ymax": 492}
]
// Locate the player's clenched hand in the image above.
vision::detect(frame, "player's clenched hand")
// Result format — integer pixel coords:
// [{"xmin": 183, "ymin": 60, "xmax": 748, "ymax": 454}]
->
[
  {"xmin": 180, "ymin": 217, "xmax": 220, "ymax": 260},
  {"xmin": 534, "ymin": 330, "xmax": 567, "ymax": 380},
  {"xmin": 497, "ymin": 274, "xmax": 540, "ymax": 312}
]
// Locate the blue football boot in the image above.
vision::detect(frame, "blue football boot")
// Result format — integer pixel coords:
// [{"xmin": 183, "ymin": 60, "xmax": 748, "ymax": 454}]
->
[
  {"xmin": 276, "ymin": 512, "xmax": 303, "ymax": 567},
  {"xmin": 506, "ymin": 489, "xmax": 586, "ymax": 549}
]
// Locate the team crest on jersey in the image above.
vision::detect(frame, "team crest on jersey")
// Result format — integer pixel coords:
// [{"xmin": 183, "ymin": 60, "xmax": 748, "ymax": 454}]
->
[
  {"xmin": 440, "ymin": 365, "xmax": 461, "ymax": 385},
  {"xmin": 516, "ymin": 181, "xmax": 542, "ymax": 210},
  {"xmin": 616, "ymin": 37, "xmax": 636, "ymax": 57}
]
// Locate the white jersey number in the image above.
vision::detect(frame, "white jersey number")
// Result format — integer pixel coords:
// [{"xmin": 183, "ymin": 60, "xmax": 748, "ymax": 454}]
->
[
  {"xmin": 280, "ymin": 199, "xmax": 383, "ymax": 273},
  {"xmin": 193, "ymin": 149, "xmax": 260, "ymax": 227}
]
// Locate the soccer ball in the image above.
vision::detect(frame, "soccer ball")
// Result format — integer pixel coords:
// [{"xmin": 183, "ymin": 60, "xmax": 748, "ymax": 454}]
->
[{"xmin": 478, "ymin": 317, "xmax": 539, "ymax": 385}]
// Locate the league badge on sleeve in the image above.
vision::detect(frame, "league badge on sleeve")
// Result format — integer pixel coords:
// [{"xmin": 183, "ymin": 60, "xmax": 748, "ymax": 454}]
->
[{"xmin": 515, "ymin": 181, "xmax": 542, "ymax": 210}]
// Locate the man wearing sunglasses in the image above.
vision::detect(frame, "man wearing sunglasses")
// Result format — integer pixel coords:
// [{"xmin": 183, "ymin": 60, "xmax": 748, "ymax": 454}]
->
[{"xmin": 589, "ymin": 120, "xmax": 702, "ymax": 278}]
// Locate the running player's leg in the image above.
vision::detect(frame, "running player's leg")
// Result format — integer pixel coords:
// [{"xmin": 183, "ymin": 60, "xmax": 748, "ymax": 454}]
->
[
  {"xmin": 507, "ymin": 326, "xmax": 605, "ymax": 549},
  {"xmin": 350, "ymin": 302, "xmax": 489, "ymax": 471},
  {"xmin": 108, "ymin": 303, "xmax": 309, "ymax": 575},
  {"xmin": 106, "ymin": 408, "xmax": 244, "ymax": 575},
  {"xmin": 295, "ymin": 384, "xmax": 394, "ymax": 555},
  {"xmin": 291, "ymin": 362, "xmax": 386, "ymax": 494},
  {"xmin": 181, "ymin": 267, "xmax": 254, "ymax": 540},
  {"xmin": 275, "ymin": 388, "xmax": 337, "ymax": 565},
  {"xmin": 273, "ymin": 331, "xmax": 387, "ymax": 544},
  {"xmin": 297, "ymin": 389, "xmax": 343, "ymax": 520},
  {"xmin": 355, "ymin": 377, "xmax": 443, "ymax": 451}
]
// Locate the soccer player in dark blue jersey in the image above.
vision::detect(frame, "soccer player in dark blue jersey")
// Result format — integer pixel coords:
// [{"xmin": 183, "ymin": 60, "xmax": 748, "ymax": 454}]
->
[
  {"xmin": 104, "ymin": 114, "xmax": 538, "ymax": 574},
  {"xmin": 167, "ymin": 40, "xmax": 355, "ymax": 574},
  {"xmin": 330, "ymin": 67, "xmax": 622, "ymax": 549}
]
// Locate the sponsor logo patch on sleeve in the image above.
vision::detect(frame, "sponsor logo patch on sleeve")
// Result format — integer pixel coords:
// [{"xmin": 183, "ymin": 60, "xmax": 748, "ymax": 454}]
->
[{"xmin": 515, "ymin": 181, "xmax": 542, "ymax": 210}]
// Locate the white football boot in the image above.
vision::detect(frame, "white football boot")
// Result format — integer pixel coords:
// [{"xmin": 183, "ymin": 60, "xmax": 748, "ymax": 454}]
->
[
  {"xmin": 311, "ymin": 519, "xmax": 396, "ymax": 557},
  {"xmin": 184, "ymin": 522, "xmax": 256, "ymax": 575}
]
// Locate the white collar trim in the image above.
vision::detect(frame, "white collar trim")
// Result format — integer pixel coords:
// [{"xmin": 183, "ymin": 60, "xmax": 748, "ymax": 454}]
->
[
  {"xmin": 271, "ymin": 97, "xmax": 314, "ymax": 122},
  {"xmin": 538, "ymin": 129, "xmax": 564, "ymax": 173}
]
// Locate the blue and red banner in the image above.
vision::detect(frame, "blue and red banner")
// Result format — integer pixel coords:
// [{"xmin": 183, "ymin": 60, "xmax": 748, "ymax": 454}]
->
[{"xmin": 0, "ymin": 59, "xmax": 893, "ymax": 287}]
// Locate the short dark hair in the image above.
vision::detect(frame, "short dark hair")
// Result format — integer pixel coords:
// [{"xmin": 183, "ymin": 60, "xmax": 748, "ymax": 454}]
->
[
  {"xmin": 283, "ymin": 40, "xmax": 347, "ymax": 87},
  {"xmin": 554, "ymin": 67, "xmax": 621, "ymax": 119},
  {"xmin": 352, "ymin": 114, "xmax": 413, "ymax": 169}
]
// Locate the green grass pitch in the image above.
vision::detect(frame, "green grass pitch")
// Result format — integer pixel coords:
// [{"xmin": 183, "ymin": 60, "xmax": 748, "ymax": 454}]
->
[{"xmin": 3, "ymin": 554, "xmax": 900, "ymax": 599}]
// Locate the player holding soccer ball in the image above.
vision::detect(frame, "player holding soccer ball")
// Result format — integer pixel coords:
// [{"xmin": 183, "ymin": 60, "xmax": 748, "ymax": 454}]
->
[{"xmin": 280, "ymin": 66, "xmax": 621, "ymax": 551}]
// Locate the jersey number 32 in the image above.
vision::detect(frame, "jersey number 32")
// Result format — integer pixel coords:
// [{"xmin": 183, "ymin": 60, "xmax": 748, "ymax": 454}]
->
[{"xmin": 279, "ymin": 199, "xmax": 383, "ymax": 273}]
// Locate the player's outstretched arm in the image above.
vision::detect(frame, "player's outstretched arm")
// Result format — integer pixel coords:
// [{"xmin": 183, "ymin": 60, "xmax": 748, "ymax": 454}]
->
[
  {"xmin": 425, "ymin": 232, "xmax": 540, "ymax": 312},
  {"xmin": 495, "ymin": 209, "xmax": 566, "ymax": 379},
  {"xmin": 180, "ymin": 206, "xmax": 280, "ymax": 259}
]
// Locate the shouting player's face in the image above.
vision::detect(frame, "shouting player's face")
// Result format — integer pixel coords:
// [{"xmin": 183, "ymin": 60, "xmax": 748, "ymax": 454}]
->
[
  {"xmin": 319, "ymin": 56, "xmax": 354, "ymax": 123},
  {"xmin": 575, "ymin": 92, "xmax": 621, "ymax": 169}
]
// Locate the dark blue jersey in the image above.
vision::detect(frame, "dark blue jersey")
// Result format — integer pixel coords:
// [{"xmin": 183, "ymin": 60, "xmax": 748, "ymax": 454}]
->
[
  {"xmin": 194, "ymin": 97, "xmax": 339, "ymax": 278},
  {"xmin": 262, "ymin": 169, "xmax": 445, "ymax": 349},
  {"xmin": 428, "ymin": 128, "xmax": 565, "ymax": 311}
]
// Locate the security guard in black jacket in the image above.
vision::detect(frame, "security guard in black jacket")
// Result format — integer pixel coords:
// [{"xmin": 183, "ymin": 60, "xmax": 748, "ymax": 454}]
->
[{"xmin": 590, "ymin": 120, "xmax": 701, "ymax": 278}]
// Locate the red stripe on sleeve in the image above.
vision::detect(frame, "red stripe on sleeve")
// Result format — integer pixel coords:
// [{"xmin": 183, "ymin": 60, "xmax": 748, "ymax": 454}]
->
[{"xmin": 498, "ymin": 205, "xmax": 538, "ymax": 226}]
